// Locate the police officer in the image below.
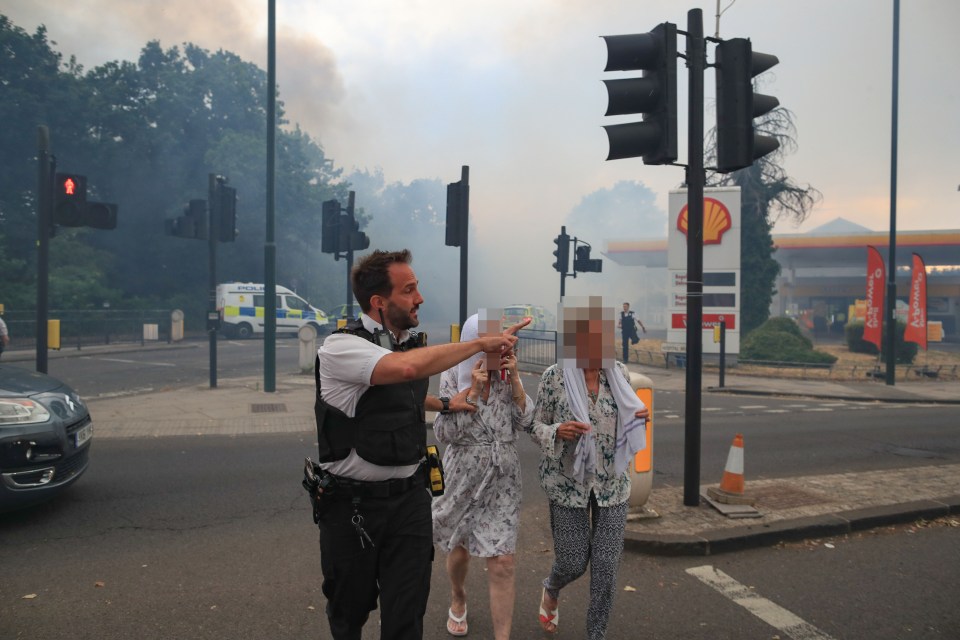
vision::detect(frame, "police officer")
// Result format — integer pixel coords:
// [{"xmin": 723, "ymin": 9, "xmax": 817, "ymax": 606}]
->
[
  {"xmin": 313, "ymin": 249, "xmax": 525, "ymax": 639},
  {"xmin": 617, "ymin": 302, "xmax": 645, "ymax": 363}
]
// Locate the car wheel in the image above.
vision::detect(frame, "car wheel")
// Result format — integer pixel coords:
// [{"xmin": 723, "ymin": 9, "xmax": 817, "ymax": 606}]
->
[{"xmin": 236, "ymin": 323, "xmax": 253, "ymax": 339}]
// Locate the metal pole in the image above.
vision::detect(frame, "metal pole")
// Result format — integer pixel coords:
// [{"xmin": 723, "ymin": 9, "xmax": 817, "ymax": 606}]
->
[
  {"xmin": 208, "ymin": 174, "xmax": 219, "ymax": 389},
  {"xmin": 346, "ymin": 191, "xmax": 355, "ymax": 310},
  {"xmin": 36, "ymin": 127, "xmax": 51, "ymax": 374},
  {"xmin": 560, "ymin": 226, "xmax": 567, "ymax": 300},
  {"xmin": 719, "ymin": 320, "xmax": 726, "ymax": 388},
  {"xmin": 683, "ymin": 8, "xmax": 705, "ymax": 507},
  {"xmin": 264, "ymin": 0, "xmax": 277, "ymax": 392},
  {"xmin": 885, "ymin": 0, "xmax": 900, "ymax": 386},
  {"xmin": 459, "ymin": 166, "xmax": 470, "ymax": 327}
]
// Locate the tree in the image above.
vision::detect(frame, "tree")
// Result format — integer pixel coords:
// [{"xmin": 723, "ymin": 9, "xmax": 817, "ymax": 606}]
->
[
  {"xmin": 0, "ymin": 14, "xmax": 351, "ymax": 318},
  {"xmin": 706, "ymin": 106, "xmax": 821, "ymax": 335}
]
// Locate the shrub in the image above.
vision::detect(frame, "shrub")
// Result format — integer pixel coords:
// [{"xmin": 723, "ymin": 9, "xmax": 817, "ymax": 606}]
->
[
  {"xmin": 758, "ymin": 317, "xmax": 812, "ymax": 348},
  {"xmin": 844, "ymin": 321, "xmax": 918, "ymax": 364},
  {"xmin": 740, "ymin": 330, "xmax": 837, "ymax": 365}
]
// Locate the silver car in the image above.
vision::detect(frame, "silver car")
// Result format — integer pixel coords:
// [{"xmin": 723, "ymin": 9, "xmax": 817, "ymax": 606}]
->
[{"xmin": 0, "ymin": 365, "xmax": 92, "ymax": 512}]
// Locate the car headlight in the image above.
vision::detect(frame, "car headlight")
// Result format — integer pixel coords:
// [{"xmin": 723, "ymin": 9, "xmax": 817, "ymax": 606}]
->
[{"xmin": 0, "ymin": 399, "xmax": 52, "ymax": 426}]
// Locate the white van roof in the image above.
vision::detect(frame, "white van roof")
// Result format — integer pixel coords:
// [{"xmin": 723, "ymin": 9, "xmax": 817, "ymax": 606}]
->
[{"xmin": 218, "ymin": 282, "xmax": 295, "ymax": 295}]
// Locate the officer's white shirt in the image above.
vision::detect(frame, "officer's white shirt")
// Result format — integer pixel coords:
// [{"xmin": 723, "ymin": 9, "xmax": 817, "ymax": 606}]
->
[{"xmin": 316, "ymin": 314, "xmax": 420, "ymax": 481}]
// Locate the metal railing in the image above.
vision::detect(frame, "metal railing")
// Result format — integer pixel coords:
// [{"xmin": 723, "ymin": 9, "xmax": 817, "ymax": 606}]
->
[
  {"xmin": 2, "ymin": 309, "xmax": 177, "ymax": 351},
  {"xmin": 515, "ymin": 329, "xmax": 556, "ymax": 371}
]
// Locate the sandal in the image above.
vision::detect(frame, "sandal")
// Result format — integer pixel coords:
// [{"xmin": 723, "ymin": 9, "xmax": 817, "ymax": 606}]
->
[
  {"xmin": 538, "ymin": 587, "xmax": 559, "ymax": 633},
  {"xmin": 447, "ymin": 605, "xmax": 468, "ymax": 637}
]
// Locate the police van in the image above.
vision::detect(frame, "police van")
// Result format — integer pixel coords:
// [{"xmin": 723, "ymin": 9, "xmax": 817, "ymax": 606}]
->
[{"xmin": 217, "ymin": 282, "xmax": 330, "ymax": 339}]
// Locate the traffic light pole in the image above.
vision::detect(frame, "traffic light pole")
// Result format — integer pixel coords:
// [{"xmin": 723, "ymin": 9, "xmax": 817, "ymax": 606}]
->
[
  {"xmin": 208, "ymin": 174, "xmax": 220, "ymax": 389},
  {"xmin": 458, "ymin": 166, "xmax": 469, "ymax": 327},
  {"xmin": 682, "ymin": 8, "xmax": 706, "ymax": 507},
  {"xmin": 885, "ymin": 0, "xmax": 900, "ymax": 386},
  {"xmin": 264, "ymin": 0, "xmax": 277, "ymax": 393},
  {"xmin": 345, "ymin": 191, "xmax": 356, "ymax": 312},
  {"xmin": 35, "ymin": 127, "xmax": 51, "ymax": 374}
]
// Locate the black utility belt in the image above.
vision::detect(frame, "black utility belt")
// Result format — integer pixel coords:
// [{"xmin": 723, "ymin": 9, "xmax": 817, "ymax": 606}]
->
[{"xmin": 330, "ymin": 466, "xmax": 427, "ymax": 499}]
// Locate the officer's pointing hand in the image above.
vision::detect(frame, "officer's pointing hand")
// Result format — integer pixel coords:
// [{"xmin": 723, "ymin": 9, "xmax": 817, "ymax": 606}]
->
[
  {"xmin": 502, "ymin": 317, "xmax": 532, "ymax": 336},
  {"xmin": 476, "ymin": 334, "xmax": 517, "ymax": 354}
]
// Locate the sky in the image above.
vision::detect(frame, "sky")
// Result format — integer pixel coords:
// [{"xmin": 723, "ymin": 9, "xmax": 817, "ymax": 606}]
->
[{"xmin": 5, "ymin": 0, "xmax": 959, "ymax": 308}]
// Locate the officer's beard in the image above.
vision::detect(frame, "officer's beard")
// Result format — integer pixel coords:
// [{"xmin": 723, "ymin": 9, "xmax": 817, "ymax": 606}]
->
[{"xmin": 385, "ymin": 300, "xmax": 420, "ymax": 332}]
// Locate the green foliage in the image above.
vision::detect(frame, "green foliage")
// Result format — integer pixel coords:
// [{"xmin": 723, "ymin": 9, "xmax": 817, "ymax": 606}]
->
[
  {"xmin": 740, "ymin": 318, "xmax": 836, "ymax": 365},
  {"xmin": 0, "ymin": 15, "xmax": 352, "ymax": 313},
  {"xmin": 706, "ymin": 103, "xmax": 822, "ymax": 337},
  {"xmin": 844, "ymin": 321, "xmax": 918, "ymax": 364},
  {"xmin": 758, "ymin": 316, "xmax": 811, "ymax": 347}
]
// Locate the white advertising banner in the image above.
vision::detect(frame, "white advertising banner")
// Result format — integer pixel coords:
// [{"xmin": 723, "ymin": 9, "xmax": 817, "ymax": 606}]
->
[{"xmin": 666, "ymin": 187, "xmax": 741, "ymax": 354}]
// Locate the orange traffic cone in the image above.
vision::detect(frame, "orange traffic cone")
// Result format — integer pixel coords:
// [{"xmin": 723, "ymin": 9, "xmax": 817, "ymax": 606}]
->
[{"xmin": 707, "ymin": 434, "xmax": 755, "ymax": 505}]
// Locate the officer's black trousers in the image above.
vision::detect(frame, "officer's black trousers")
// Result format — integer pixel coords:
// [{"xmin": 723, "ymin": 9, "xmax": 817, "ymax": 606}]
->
[{"xmin": 318, "ymin": 486, "xmax": 433, "ymax": 640}]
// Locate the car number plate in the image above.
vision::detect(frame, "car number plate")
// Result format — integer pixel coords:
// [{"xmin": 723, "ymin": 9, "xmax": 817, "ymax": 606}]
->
[{"xmin": 75, "ymin": 424, "xmax": 93, "ymax": 447}]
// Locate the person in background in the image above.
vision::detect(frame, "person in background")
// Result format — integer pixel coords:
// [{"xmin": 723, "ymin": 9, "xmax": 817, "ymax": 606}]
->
[
  {"xmin": 616, "ymin": 302, "xmax": 645, "ymax": 363},
  {"xmin": 0, "ymin": 311, "xmax": 9, "ymax": 360},
  {"xmin": 431, "ymin": 310, "xmax": 534, "ymax": 639},
  {"xmin": 530, "ymin": 296, "xmax": 648, "ymax": 639}
]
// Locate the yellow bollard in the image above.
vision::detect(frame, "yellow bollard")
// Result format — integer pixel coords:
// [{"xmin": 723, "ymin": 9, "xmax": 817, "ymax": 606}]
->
[
  {"xmin": 48, "ymin": 319, "xmax": 62, "ymax": 351},
  {"xmin": 627, "ymin": 372, "xmax": 656, "ymax": 518},
  {"xmin": 450, "ymin": 323, "xmax": 460, "ymax": 344},
  {"xmin": 337, "ymin": 318, "xmax": 347, "ymax": 330}
]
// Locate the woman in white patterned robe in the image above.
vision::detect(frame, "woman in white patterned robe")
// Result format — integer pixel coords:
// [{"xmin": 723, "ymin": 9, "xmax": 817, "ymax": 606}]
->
[{"xmin": 432, "ymin": 314, "xmax": 534, "ymax": 639}]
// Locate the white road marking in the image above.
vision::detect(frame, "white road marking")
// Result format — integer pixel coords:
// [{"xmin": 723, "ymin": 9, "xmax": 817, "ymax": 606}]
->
[
  {"xmin": 686, "ymin": 565, "xmax": 837, "ymax": 640},
  {"xmin": 97, "ymin": 358, "xmax": 176, "ymax": 367},
  {"xmin": 801, "ymin": 407, "xmax": 833, "ymax": 412},
  {"xmin": 92, "ymin": 387, "xmax": 156, "ymax": 399},
  {"xmin": 740, "ymin": 405, "xmax": 768, "ymax": 409},
  {"xmin": 704, "ymin": 407, "xmax": 723, "ymax": 412},
  {"xmin": 764, "ymin": 409, "xmax": 790, "ymax": 413},
  {"xmin": 663, "ymin": 414, "xmax": 681, "ymax": 419}
]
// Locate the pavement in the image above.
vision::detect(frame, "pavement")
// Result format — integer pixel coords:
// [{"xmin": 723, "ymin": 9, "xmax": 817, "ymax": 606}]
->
[{"xmin": 4, "ymin": 341, "xmax": 959, "ymax": 556}]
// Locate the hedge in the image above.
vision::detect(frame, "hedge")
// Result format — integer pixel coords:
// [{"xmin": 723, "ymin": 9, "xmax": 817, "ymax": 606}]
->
[{"xmin": 844, "ymin": 321, "xmax": 918, "ymax": 364}]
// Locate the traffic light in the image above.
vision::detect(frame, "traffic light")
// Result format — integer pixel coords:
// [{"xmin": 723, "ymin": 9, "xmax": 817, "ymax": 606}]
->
[
  {"xmin": 165, "ymin": 199, "xmax": 206, "ymax": 239},
  {"xmin": 552, "ymin": 229, "xmax": 570, "ymax": 274},
  {"xmin": 188, "ymin": 198, "xmax": 207, "ymax": 240},
  {"xmin": 81, "ymin": 202, "xmax": 118, "ymax": 230},
  {"xmin": 53, "ymin": 173, "xmax": 88, "ymax": 226},
  {"xmin": 322, "ymin": 199, "xmax": 341, "ymax": 254},
  {"xmin": 602, "ymin": 22, "xmax": 678, "ymax": 164},
  {"xmin": 445, "ymin": 180, "xmax": 467, "ymax": 247},
  {"xmin": 338, "ymin": 215, "xmax": 370, "ymax": 252},
  {"xmin": 53, "ymin": 173, "xmax": 118, "ymax": 230},
  {"xmin": 343, "ymin": 194, "xmax": 370, "ymax": 252},
  {"xmin": 218, "ymin": 185, "xmax": 237, "ymax": 242},
  {"xmin": 715, "ymin": 37, "xmax": 780, "ymax": 173},
  {"xmin": 573, "ymin": 244, "xmax": 602, "ymax": 273}
]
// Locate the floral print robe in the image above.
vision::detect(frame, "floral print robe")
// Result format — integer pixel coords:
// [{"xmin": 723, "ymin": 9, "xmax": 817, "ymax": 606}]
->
[{"xmin": 431, "ymin": 368, "xmax": 534, "ymax": 557}]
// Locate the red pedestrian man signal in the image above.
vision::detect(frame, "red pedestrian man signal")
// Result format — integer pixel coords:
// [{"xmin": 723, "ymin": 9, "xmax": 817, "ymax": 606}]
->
[{"xmin": 52, "ymin": 172, "xmax": 116, "ymax": 229}]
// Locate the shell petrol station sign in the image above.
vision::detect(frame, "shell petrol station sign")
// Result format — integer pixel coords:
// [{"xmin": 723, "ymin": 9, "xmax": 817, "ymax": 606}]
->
[{"xmin": 666, "ymin": 187, "xmax": 741, "ymax": 354}]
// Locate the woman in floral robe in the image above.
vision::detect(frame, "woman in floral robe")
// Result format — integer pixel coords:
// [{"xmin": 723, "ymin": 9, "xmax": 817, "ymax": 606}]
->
[
  {"xmin": 530, "ymin": 298, "xmax": 648, "ymax": 639},
  {"xmin": 432, "ymin": 313, "xmax": 534, "ymax": 639}
]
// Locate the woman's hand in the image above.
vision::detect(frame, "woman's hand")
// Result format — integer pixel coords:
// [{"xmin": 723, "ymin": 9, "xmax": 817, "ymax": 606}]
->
[
  {"xmin": 466, "ymin": 359, "xmax": 488, "ymax": 405},
  {"xmin": 501, "ymin": 351, "xmax": 519, "ymax": 376},
  {"xmin": 555, "ymin": 420, "xmax": 590, "ymax": 441},
  {"xmin": 634, "ymin": 407, "xmax": 650, "ymax": 420}
]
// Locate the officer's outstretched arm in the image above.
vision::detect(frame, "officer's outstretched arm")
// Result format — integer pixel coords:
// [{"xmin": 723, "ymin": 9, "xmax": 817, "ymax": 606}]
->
[{"xmin": 370, "ymin": 335, "xmax": 516, "ymax": 386}]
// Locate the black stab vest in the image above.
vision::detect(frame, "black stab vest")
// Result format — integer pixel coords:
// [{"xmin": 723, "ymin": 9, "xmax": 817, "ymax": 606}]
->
[{"xmin": 314, "ymin": 320, "xmax": 429, "ymax": 466}]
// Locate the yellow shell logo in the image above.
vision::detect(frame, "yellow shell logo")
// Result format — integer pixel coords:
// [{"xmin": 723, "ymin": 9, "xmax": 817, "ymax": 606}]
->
[{"xmin": 677, "ymin": 197, "xmax": 732, "ymax": 245}]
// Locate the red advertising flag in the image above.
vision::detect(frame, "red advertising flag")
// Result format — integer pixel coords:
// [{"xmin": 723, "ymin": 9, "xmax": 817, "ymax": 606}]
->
[
  {"xmin": 863, "ymin": 246, "xmax": 885, "ymax": 350},
  {"xmin": 904, "ymin": 253, "xmax": 928, "ymax": 350}
]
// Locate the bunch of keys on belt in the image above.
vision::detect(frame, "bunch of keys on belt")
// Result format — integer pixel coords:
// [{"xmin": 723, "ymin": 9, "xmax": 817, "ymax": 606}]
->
[{"xmin": 351, "ymin": 499, "xmax": 374, "ymax": 549}]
